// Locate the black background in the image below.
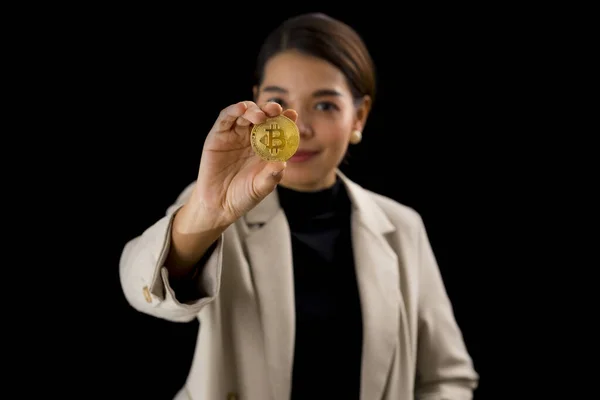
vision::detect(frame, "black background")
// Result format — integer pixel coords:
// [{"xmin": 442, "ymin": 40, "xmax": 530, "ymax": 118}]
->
[{"xmin": 36, "ymin": 4, "xmax": 556, "ymax": 399}]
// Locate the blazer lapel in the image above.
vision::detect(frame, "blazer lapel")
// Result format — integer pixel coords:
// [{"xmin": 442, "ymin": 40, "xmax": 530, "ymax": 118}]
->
[
  {"xmin": 243, "ymin": 190, "xmax": 295, "ymax": 400},
  {"xmin": 341, "ymin": 174, "xmax": 402, "ymax": 400}
]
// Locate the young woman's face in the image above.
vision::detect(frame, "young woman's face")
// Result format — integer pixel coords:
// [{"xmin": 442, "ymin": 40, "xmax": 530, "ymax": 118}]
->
[{"xmin": 254, "ymin": 50, "xmax": 370, "ymax": 192}]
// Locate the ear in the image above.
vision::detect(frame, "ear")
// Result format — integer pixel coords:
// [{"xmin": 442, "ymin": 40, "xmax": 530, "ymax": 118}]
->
[
  {"xmin": 252, "ymin": 85, "xmax": 259, "ymax": 102},
  {"xmin": 353, "ymin": 95, "xmax": 372, "ymax": 132}
]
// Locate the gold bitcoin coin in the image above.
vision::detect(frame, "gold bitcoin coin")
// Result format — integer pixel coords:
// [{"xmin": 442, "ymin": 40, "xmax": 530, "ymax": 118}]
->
[{"xmin": 250, "ymin": 114, "xmax": 300, "ymax": 162}]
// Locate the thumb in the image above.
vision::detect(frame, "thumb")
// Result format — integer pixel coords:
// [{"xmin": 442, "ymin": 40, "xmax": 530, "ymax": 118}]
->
[{"xmin": 253, "ymin": 161, "xmax": 286, "ymax": 199}]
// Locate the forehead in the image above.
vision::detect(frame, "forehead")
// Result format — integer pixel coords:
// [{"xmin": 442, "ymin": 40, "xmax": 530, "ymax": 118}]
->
[{"xmin": 260, "ymin": 50, "xmax": 351, "ymax": 96}]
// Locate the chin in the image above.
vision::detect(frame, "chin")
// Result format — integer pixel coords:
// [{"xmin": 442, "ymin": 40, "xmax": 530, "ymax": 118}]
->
[{"xmin": 280, "ymin": 168, "xmax": 334, "ymax": 191}]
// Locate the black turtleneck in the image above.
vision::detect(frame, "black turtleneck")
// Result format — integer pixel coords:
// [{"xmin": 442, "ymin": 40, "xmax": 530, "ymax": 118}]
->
[{"xmin": 277, "ymin": 177, "xmax": 363, "ymax": 400}]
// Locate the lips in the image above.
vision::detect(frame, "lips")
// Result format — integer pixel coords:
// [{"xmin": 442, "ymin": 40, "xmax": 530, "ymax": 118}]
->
[{"xmin": 289, "ymin": 150, "xmax": 319, "ymax": 162}]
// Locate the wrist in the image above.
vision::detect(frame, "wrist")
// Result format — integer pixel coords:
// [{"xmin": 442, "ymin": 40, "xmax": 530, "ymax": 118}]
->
[{"xmin": 174, "ymin": 201, "xmax": 229, "ymax": 235}]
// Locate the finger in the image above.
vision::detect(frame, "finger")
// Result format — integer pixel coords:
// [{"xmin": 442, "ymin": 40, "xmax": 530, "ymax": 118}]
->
[
  {"xmin": 238, "ymin": 101, "xmax": 268, "ymax": 126},
  {"xmin": 215, "ymin": 101, "xmax": 248, "ymax": 131},
  {"xmin": 282, "ymin": 108, "xmax": 298, "ymax": 123},
  {"xmin": 261, "ymin": 101, "xmax": 283, "ymax": 117},
  {"xmin": 239, "ymin": 105, "xmax": 292, "ymax": 127},
  {"xmin": 236, "ymin": 116, "xmax": 252, "ymax": 126},
  {"xmin": 253, "ymin": 161, "xmax": 287, "ymax": 199}
]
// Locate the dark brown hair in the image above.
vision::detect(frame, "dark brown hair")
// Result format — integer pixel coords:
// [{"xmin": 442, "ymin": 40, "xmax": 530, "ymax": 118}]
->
[{"xmin": 254, "ymin": 13, "xmax": 376, "ymax": 104}]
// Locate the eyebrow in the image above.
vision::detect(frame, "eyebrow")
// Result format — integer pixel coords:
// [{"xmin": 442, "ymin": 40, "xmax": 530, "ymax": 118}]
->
[{"xmin": 262, "ymin": 85, "xmax": 343, "ymax": 98}]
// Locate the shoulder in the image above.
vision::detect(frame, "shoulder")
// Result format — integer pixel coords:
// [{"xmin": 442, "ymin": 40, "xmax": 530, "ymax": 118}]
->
[
  {"xmin": 365, "ymin": 188, "xmax": 424, "ymax": 230},
  {"xmin": 342, "ymin": 174, "xmax": 425, "ymax": 235}
]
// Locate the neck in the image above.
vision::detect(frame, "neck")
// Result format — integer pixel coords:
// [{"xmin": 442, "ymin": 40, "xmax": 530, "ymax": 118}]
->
[
  {"xmin": 276, "ymin": 175, "xmax": 346, "ymax": 223},
  {"xmin": 279, "ymin": 173, "xmax": 337, "ymax": 192}
]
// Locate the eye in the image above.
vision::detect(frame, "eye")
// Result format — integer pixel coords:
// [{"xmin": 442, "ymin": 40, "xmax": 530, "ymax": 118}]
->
[{"xmin": 315, "ymin": 102, "xmax": 338, "ymax": 112}]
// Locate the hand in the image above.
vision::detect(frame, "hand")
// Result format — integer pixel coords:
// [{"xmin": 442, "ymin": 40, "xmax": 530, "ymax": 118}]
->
[{"xmin": 181, "ymin": 101, "xmax": 298, "ymax": 233}]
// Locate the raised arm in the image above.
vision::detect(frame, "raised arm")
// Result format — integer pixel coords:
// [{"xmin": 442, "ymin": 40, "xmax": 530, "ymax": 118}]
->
[{"xmin": 119, "ymin": 101, "xmax": 296, "ymax": 322}]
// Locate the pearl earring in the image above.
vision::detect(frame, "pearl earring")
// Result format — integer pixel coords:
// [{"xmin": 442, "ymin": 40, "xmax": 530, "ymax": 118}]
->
[{"xmin": 350, "ymin": 130, "xmax": 362, "ymax": 144}]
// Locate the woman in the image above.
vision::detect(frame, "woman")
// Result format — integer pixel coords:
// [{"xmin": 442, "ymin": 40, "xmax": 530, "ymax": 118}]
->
[{"xmin": 120, "ymin": 12, "xmax": 478, "ymax": 400}]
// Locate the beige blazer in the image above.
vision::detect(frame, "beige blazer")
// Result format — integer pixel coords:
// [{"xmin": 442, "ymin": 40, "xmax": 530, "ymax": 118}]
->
[{"xmin": 120, "ymin": 171, "xmax": 479, "ymax": 400}]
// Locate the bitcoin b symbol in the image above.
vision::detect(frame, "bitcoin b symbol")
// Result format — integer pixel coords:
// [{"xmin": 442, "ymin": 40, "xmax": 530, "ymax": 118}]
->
[
  {"xmin": 250, "ymin": 115, "xmax": 299, "ymax": 162},
  {"xmin": 259, "ymin": 123, "xmax": 287, "ymax": 155}
]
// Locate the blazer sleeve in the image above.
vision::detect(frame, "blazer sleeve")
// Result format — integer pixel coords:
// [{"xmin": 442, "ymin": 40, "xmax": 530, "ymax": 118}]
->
[
  {"xmin": 414, "ymin": 215, "xmax": 480, "ymax": 400},
  {"xmin": 119, "ymin": 182, "xmax": 224, "ymax": 323}
]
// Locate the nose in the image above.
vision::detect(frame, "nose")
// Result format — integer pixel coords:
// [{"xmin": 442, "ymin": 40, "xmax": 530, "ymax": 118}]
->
[{"xmin": 295, "ymin": 114, "xmax": 314, "ymax": 139}]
